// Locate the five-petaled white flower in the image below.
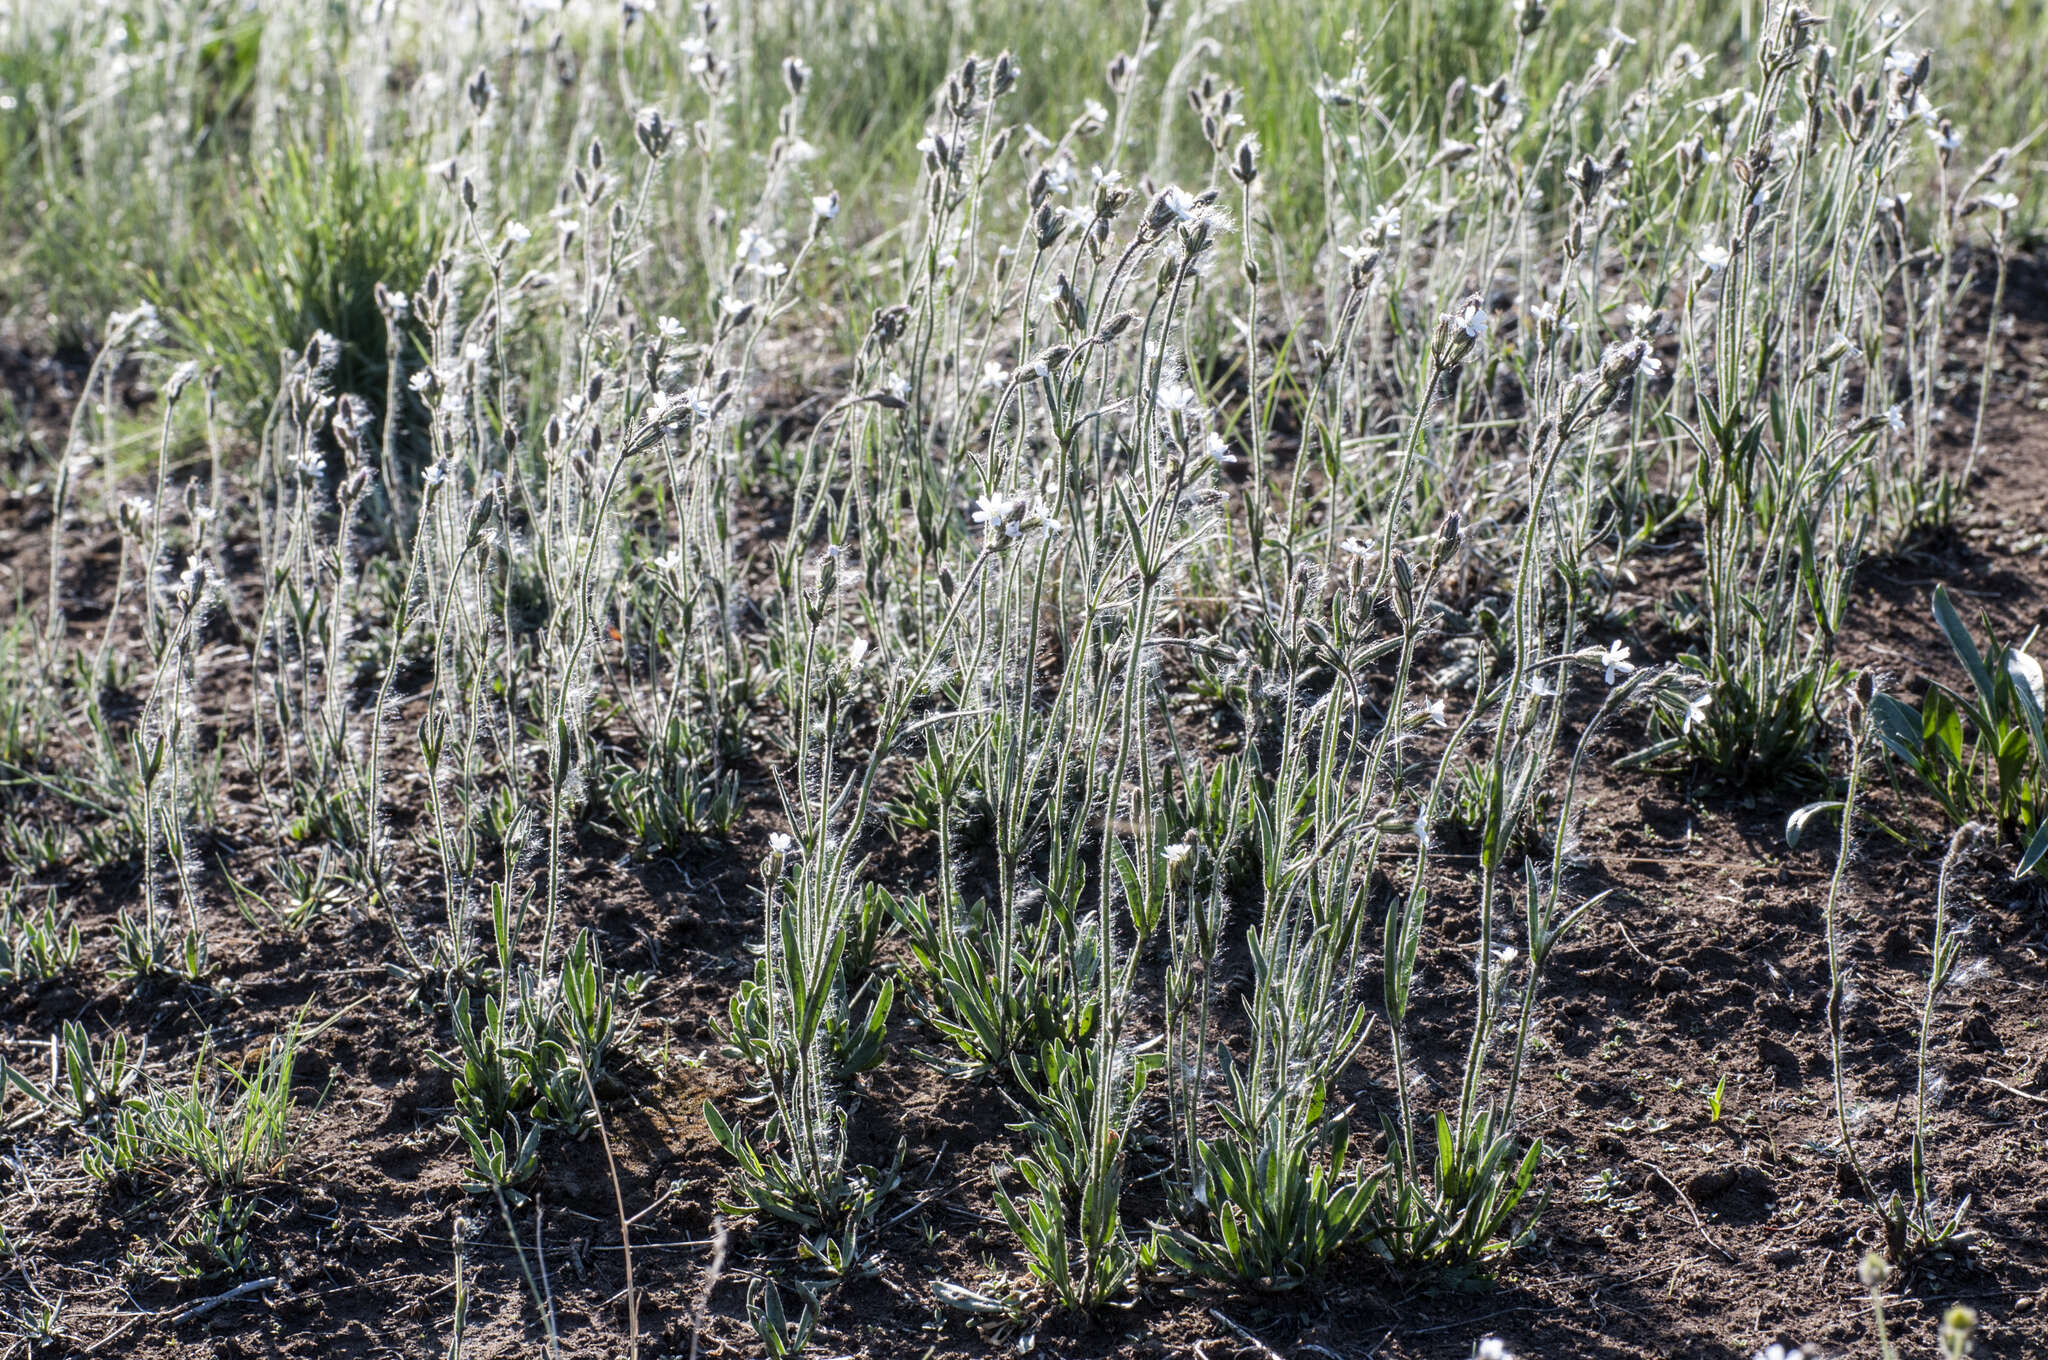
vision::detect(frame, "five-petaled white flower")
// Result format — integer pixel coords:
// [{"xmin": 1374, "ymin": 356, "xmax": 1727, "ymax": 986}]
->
[
  {"xmin": 735, "ymin": 226, "xmax": 785, "ymax": 276},
  {"xmin": 971, "ymin": 494, "xmax": 1026, "ymax": 536},
  {"xmin": 657, "ymin": 315, "xmax": 686, "ymax": 341},
  {"xmin": 1161, "ymin": 842, "xmax": 1193, "ymax": 866},
  {"xmin": 1155, "ymin": 380, "xmax": 1203, "ymax": 415},
  {"xmin": 1683, "ymin": 691, "xmax": 1713, "ymax": 734},
  {"xmin": 768, "ymin": 832, "xmax": 795, "ymax": 855},
  {"xmin": 1752, "ymin": 1346, "xmax": 1805, "ymax": 1360},
  {"xmin": 1477, "ymin": 1338, "xmax": 1516, "ymax": 1360},
  {"xmin": 1886, "ymin": 403, "xmax": 1907, "ymax": 433},
  {"xmin": 1447, "ymin": 297, "xmax": 1489, "ymax": 340},
  {"xmin": 811, "ymin": 191, "xmax": 839, "ymax": 220},
  {"xmin": 1598, "ymin": 642, "xmax": 1635, "ymax": 685},
  {"xmin": 981, "ymin": 361, "xmax": 1010, "ymax": 391},
  {"xmin": 1697, "ymin": 241, "xmax": 1731, "ymax": 272},
  {"xmin": 1422, "ymin": 697, "xmax": 1448, "ymax": 728},
  {"xmin": 1204, "ymin": 431, "xmax": 1238, "ymax": 465}
]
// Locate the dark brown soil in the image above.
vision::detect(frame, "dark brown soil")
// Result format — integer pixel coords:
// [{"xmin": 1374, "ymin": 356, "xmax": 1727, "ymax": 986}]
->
[{"xmin": 6, "ymin": 261, "xmax": 2048, "ymax": 1360}]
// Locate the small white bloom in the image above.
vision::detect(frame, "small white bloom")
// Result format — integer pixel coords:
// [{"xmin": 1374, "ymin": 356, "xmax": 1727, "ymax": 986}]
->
[
  {"xmin": 1204, "ymin": 431, "xmax": 1237, "ymax": 465},
  {"xmin": 1368, "ymin": 203, "xmax": 1402, "ymax": 241},
  {"xmin": 1448, "ymin": 297, "xmax": 1490, "ymax": 340},
  {"xmin": 735, "ymin": 226, "xmax": 783, "ymax": 276},
  {"xmin": 768, "ymin": 832, "xmax": 796, "ymax": 855},
  {"xmin": 971, "ymin": 494, "xmax": 1025, "ymax": 534},
  {"xmin": 1155, "ymin": 380, "xmax": 1203, "ymax": 415},
  {"xmin": 1157, "ymin": 185, "xmax": 1199, "ymax": 224},
  {"xmin": 1885, "ymin": 403, "xmax": 1907, "ymax": 434},
  {"xmin": 1422, "ymin": 697, "xmax": 1448, "ymax": 728},
  {"xmin": 1599, "ymin": 641, "xmax": 1635, "ymax": 685},
  {"xmin": 502, "ymin": 220, "xmax": 531, "ymax": 245},
  {"xmin": 1683, "ymin": 691, "xmax": 1713, "ymax": 733},
  {"xmin": 811, "ymin": 191, "xmax": 839, "ymax": 220},
  {"xmin": 1930, "ymin": 124, "xmax": 1962, "ymax": 152},
  {"xmin": 1883, "ymin": 48, "xmax": 1918, "ymax": 77},
  {"xmin": 1982, "ymin": 191, "xmax": 2019, "ymax": 214},
  {"xmin": 1526, "ymin": 675, "xmax": 1558, "ymax": 699},
  {"xmin": 1161, "ymin": 842, "xmax": 1193, "ymax": 866},
  {"xmin": 1696, "ymin": 241, "xmax": 1731, "ymax": 273},
  {"xmin": 1339, "ymin": 537, "xmax": 1373, "ymax": 558},
  {"xmin": 1477, "ymin": 1338, "xmax": 1516, "ymax": 1360},
  {"xmin": 657, "ymin": 315, "xmax": 686, "ymax": 341},
  {"xmin": 848, "ymin": 637, "xmax": 870, "ymax": 669},
  {"xmin": 980, "ymin": 361, "xmax": 1010, "ymax": 391}
]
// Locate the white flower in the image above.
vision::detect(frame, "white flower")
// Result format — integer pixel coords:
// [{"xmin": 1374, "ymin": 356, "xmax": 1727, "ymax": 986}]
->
[
  {"xmin": 1368, "ymin": 203, "xmax": 1402, "ymax": 241},
  {"xmin": 1204, "ymin": 431, "xmax": 1237, "ymax": 465},
  {"xmin": 1930, "ymin": 124, "xmax": 1962, "ymax": 152},
  {"xmin": 811, "ymin": 191, "xmax": 839, "ymax": 220},
  {"xmin": 1156, "ymin": 184, "xmax": 1199, "ymax": 224},
  {"xmin": 502, "ymin": 220, "xmax": 531, "ymax": 245},
  {"xmin": 980, "ymin": 361, "xmax": 1010, "ymax": 391},
  {"xmin": 1599, "ymin": 641, "xmax": 1635, "ymax": 685},
  {"xmin": 881, "ymin": 369, "xmax": 912, "ymax": 403},
  {"xmin": 1477, "ymin": 1339, "xmax": 1516, "ymax": 1360},
  {"xmin": 848, "ymin": 637, "xmax": 870, "ymax": 670},
  {"xmin": 1886, "ymin": 403, "xmax": 1907, "ymax": 433},
  {"xmin": 735, "ymin": 226, "xmax": 784, "ymax": 276},
  {"xmin": 1421, "ymin": 697, "xmax": 1448, "ymax": 728},
  {"xmin": 1446, "ymin": 296, "xmax": 1489, "ymax": 340},
  {"xmin": 768, "ymin": 832, "xmax": 796, "ymax": 855},
  {"xmin": 1883, "ymin": 47, "xmax": 1918, "ymax": 76},
  {"xmin": 1639, "ymin": 351, "xmax": 1666, "ymax": 380},
  {"xmin": 971, "ymin": 494, "xmax": 1025, "ymax": 535},
  {"xmin": 423, "ymin": 461, "xmax": 450, "ymax": 487},
  {"xmin": 1339, "ymin": 537, "xmax": 1373, "ymax": 558},
  {"xmin": 1155, "ymin": 380, "xmax": 1203, "ymax": 415},
  {"xmin": 1982, "ymin": 191, "xmax": 2019, "ymax": 214},
  {"xmin": 1753, "ymin": 1346, "xmax": 1805, "ymax": 1360},
  {"xmin": 657, "ymin": 315, "xmax": 686, "ymax": 341},
  {"xmin": 1526, "ymin": 675, "xmax": 1558, "ymax": 699},
  {"xmin": 1161, "ymin": 842, "xmax": 1193, "ymax": 866},
  {"xmin": 1683, "ymin": 691, "xmax": 1713, "ymax": 733},
  {"xmin": 1696, "ymin": 241, "xmax": 1731, "ymax": 272}
]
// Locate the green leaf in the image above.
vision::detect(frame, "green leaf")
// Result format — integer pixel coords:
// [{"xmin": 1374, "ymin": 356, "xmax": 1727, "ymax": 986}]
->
[
  {"xmin": 1785, "ymin": 800, "xmax": 1843, "ymax": 850},
  {"xmin": 1934, "ymin": 585, "xmax": 1997, "ymax": 710},
  {"xmin": 2017, "ymin": 820, "xmax": 2048, "ymax": 879}
]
